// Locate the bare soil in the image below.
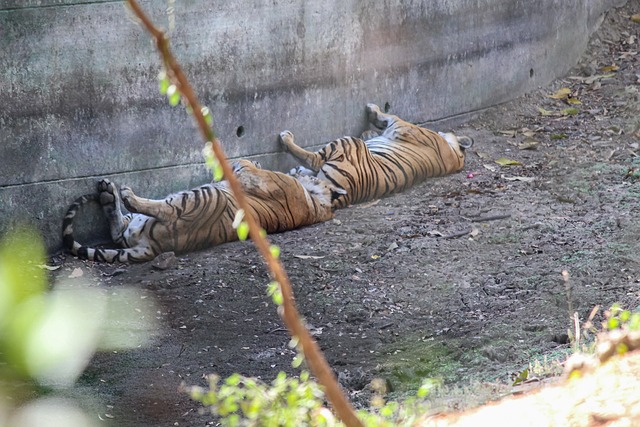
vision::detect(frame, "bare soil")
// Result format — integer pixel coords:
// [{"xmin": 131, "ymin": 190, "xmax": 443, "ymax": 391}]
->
[{"xmin": 53, "ymin": 3, "xmax": 640, "ymax": 426}]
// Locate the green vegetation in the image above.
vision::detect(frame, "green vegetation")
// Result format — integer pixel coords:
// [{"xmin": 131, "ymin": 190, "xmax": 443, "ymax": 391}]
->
[{"xmin": 186, "ymin": 369, "xmax": 439, "ymax": 427}]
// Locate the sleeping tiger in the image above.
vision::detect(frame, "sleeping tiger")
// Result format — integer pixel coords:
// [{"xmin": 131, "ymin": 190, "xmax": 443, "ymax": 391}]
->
[
  {"xmin": 279, "ymin": 103, "xmax": 473, "ymax": 209},
  {"xmin": 62, "ymin": 160, "xmax": 342, "ymax": 263}
]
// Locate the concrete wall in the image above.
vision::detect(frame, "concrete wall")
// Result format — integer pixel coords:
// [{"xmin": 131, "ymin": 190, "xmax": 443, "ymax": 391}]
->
[{"xmin": 0, "ymin": 0, "xmax": 624, "ymax": 253}]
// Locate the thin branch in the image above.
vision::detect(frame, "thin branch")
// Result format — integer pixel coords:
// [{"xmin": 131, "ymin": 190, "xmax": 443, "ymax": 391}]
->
[{"xmin": 124, "ymin": 2, "xmax": 363, "ymax": 426}]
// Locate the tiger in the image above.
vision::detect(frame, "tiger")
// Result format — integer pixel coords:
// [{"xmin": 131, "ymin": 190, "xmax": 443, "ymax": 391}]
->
[
  {"xmin": 62, "ymin": 160, "xmax": 343, "ymax": 263},
  {"xmin": 279, "ymin": 103, "xmax": 474, "ymax": 209}
]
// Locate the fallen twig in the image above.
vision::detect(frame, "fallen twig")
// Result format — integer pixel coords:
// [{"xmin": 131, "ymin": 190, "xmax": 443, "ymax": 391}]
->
[
  {"xmin": 443, "ymin": 228, "xmax": 473, "ymax": 239},
  {"xmin": 463, "ymin": 213, "xmax": 512, "ymax": 222},
  {"xmin": 125, "ymin": 2, "xmax": 363, "ymax": 426}
]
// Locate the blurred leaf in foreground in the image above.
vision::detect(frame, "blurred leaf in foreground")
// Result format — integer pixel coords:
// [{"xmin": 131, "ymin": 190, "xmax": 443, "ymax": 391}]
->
[{"xmin": 0, "ymin": 227, "xmax": 158, "ymax": 425}]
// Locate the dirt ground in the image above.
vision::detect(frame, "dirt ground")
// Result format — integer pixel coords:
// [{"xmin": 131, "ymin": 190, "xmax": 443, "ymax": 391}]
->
[{"xmin": 52, "ymin": 3, "xmax": 640, "ymax": 426}]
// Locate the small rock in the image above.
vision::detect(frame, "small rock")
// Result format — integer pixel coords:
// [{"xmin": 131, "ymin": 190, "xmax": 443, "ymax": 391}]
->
[{"xmin": 151, "ymin": 251, "xmax": 177, "ymax": 270}]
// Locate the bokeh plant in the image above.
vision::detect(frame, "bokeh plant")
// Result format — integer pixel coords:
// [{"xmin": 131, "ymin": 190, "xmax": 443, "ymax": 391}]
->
[{"xmin": 0, "ymin": 227, "xmax": 157, "ymax": 426}]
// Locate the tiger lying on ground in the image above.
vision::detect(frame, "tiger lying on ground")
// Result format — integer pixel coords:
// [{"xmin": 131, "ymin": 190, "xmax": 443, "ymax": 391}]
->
[
  {"xmin": 62, "ymin": 160, "xmax": 343, "ymax": 263},
  {"xmin": 279, "ymin": 103, "xmax": 473, "ymax": 209}
]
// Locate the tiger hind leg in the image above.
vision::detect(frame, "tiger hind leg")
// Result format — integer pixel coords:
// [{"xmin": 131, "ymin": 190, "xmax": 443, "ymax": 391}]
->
[
  {"xmin": 98, "ymin": 179, "xmax": 132, "ymax": 245},
  {"xmin": 119, "ymin": 186, "xmax": 176, "ymax": 222},
  {"xmin": 279, "ymin": 130, "xmax": 325, "ymax": 172}
]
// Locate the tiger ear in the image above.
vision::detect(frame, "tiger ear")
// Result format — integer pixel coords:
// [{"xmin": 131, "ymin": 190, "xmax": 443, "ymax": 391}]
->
[
  {"xmin": 457, "ymin": 136, "xmax": 474, "ymax": 150},
  {"xmin": 330, "ymin": 186, "xmax": 347, "ymax": 202},
  {"xmin": 333, "ymin": 187, "xmax": 347, "ymax": 195}
]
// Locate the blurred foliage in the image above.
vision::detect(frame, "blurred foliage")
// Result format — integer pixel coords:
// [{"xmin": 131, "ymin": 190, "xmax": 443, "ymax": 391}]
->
[{"xmin": 0, "ymin": 227, "xmax": 156, "ymax": 426}]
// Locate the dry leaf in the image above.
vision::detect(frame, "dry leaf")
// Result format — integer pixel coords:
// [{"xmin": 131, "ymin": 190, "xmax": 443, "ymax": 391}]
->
[
  {"xmin": 600, "ymin": 64, "xmax": 619, "ymax": 73},
  {"xmin": 495, "ymin": 158, "xmax": 523, "ymax": 166},
  {"xmin": 618, "ymin": 50, "xmax": 637, "ymax": 60},
  {"xmin": 537, "ymin": 107, "xmax": 558, "ymax": 116},
  {"xmin": 483, "ymin": 164, "xmax": 498, "ymax": 172},
  {"xmin": 585, "ymin": 73, "xmax": 616, "ymax": 84},
  {"xmin": 469, "ymin": 228, "xmax": 480, "ymax": 237},
  {"xmin": 476, "ymin": 152, "xmax": 491, "ymax": 159},
  {"xmin": 566, "ymin": 97, "xmax": 582, "ymax": 105},
  {"xmin": 548, "ymin": 87, "xmax": 571, "ymax": 99},
  {"xmin": 293, "ymin": 255, "xmax": 325, "ymax": 260},
  {"xmin": 497, "ymin": 130, "xmax": 518, "ymax": 137},
  {"xmin": 518, "ymin": 140, "xmax": 540, "ymax": 150},
  {"xmin": 426, "ymin": 230, "xmax": 444, "ymax": 237},
  {"xmin": 631, "ymin": 13, "xmax": 640, "ymax": 23}
]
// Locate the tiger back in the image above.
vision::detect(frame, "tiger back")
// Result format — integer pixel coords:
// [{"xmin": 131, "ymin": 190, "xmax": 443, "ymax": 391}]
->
[
  {"xmin": 62, "ymin": 160, "xmax": 337, "ymax": 263},
  {"xmin": 279, "ymin": 103, "xmax": 473, "ymax": 209}
]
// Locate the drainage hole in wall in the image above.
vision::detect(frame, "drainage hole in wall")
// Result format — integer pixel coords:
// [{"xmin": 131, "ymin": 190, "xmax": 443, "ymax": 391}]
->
[
  {"xmin": 236, "ymin": 126, "xmax": 245, "ymax": 137},
  {"xmin": 384, "ymin": 102, "xmax": 391, "ymax": 113},
  {"xmin": 529, "ymin": 68, "xmax": 534, "ymax": 78}
]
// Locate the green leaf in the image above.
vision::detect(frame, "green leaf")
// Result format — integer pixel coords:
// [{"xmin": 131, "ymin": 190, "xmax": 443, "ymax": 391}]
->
[
  {"xmin": 226, "ymin": 373, "xmax": 241, "ymax": 386},
  {"xmin": 620, "ymin": 310, "xmax": 631, "ymax": 323},
  {"xmin": 267, "ymin": 281, "xmax": 280, "ymax": 296},
  {"xmin": 512, "ymin": 368, "xmax": 529, "ymax": 386},
  {"xmin": 292, "ymin": 354, "xmax": 304, "ymax": 368},
  {"xmin": 201, "ymin": 106, "xmax": 213, "ymax": 127},
  {"xmin": 562, "ymin": 107, "xmax": 579, "ymax": 116},
  {"xmin": 158, "ymin": 71, "xmax": 170, "ymax": 95},
  {"xmin": 237, "ymin": 222, "xmax": 249, "ymax": 241},
  {"xmin": 272, "ymin": 289, "xmax": 283, "ymax": 306},
  {"xmin": 269, "ymin": 245, "xmax": 281, "ymax": 259},
  {"xmin": 213, "ymin": 164, "xmax": 224, "ymax": 182},
  {"xmin": 166, "ymin": 85, "xmax": 180, "ymax": 106}
]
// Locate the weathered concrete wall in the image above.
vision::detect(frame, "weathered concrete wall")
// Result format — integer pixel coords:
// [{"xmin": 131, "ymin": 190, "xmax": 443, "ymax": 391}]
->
[{"xmin": 0, "ymin": 0, "xmax": 625, "ymax": 252}]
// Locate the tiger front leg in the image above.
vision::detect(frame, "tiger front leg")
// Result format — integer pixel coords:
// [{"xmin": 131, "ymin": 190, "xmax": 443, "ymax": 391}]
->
[
  {"xmin": 98, "ymin": 179, "xmax": 132, "ymax": 245},
  {"xmin": 279, "ymin": 130, "xmax": 325, "ymax": 172}
]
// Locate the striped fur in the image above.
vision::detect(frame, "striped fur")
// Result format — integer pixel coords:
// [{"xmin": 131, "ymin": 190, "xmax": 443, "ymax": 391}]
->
[
  {"xmin": 279, "ymin": 103, "xmax": 473, "ymax": 209},
  {"xmin": 62, "ymin": 160, "xmax": 338, "ymax": 263}
]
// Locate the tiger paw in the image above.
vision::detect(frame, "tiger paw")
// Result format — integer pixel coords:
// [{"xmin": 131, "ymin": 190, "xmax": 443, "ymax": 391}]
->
[
  {"xmin": 279, "ymin": 130, "xmax": 295, "ymax": 151},
  {"xmin": 289, "ymin": 166, "xmax": 315, "ymax": 177},
  {"xmin": 98, "ymin": 179, "xmax": 117, "ymax": 206},
  {"xmin": 120, "ymin": 187, "xmax": 138, "ymax": 213}
]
